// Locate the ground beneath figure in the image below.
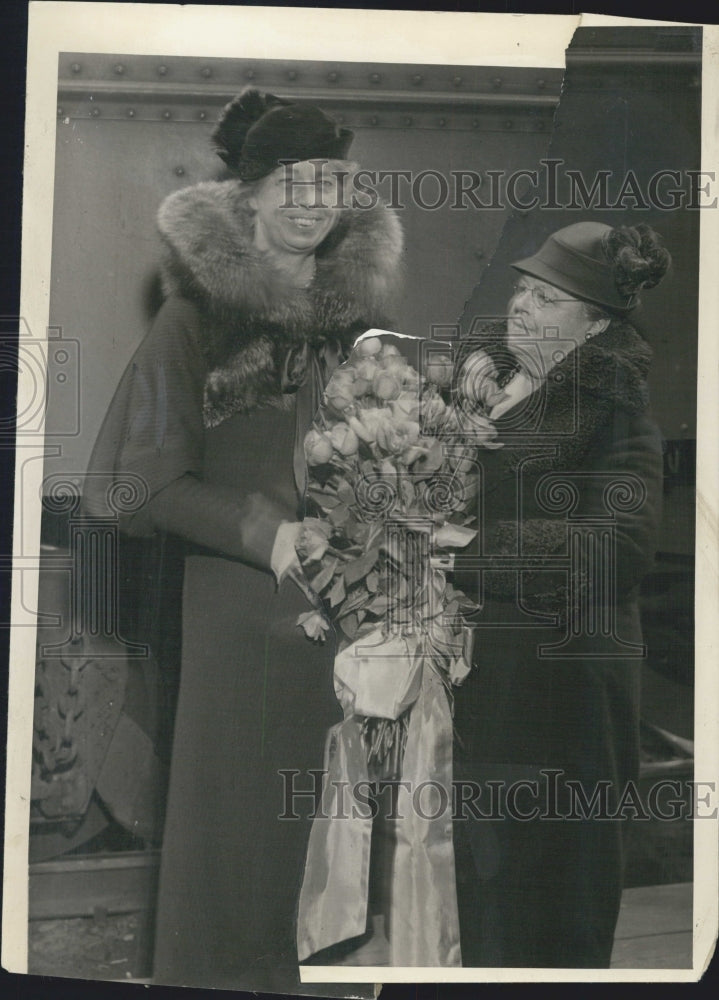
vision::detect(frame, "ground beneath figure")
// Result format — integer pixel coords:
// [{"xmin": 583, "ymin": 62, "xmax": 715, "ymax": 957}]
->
[
  {"xmin": 28, "ymin": 883, "xmax": 692, "ymax": 979},
  {"xmin": 28, "ymin": 911, "xmax": 152, "ymax": 980}
]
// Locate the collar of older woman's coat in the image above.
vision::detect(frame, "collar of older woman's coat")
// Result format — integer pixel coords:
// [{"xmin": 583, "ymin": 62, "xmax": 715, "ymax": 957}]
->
[
  {"xmin": 156, "ymin": 178, "xmax": 404, "ymax": 338},
  {"xmin": 484, "ymin": 318, "xmax": 654, "ymax": 479}
]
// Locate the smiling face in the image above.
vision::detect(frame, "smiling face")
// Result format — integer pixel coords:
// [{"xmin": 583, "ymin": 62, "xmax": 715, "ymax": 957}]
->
[
  {"xmin": 507, "ymin": 275, "xmax": 595, "ymax": 345},
  {"xmin": 249, "ymin": 159, "xmax": 344, "ymax": 258}
]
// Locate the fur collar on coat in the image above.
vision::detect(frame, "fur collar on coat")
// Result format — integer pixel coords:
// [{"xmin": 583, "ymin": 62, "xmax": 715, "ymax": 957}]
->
[
  {"xmin": 157, "ymin": 180, "xmax": 404, "ymax": 425},
  {"xmin": 459, "ymin": 318, "xmax": 658, "ymax": 611}
]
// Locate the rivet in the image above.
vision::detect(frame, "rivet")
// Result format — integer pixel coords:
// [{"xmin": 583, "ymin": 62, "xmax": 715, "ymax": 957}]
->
[
  {"xmin": 537, "ymin": 78, "xmax": 546, "ymax": 90},
  {"xmin": 370, "ymin": 115, "xmax": 378, "ymax": 126},
  {"xmin": 504, "ymin": 120, "xmax": 514, "ymax": 129},
  {"xmin": 370, "ymin": 72, "xmax": 381, "ymax": 84},
  {"xmin": 57, "ymin": 107, "xmax": 64, "ymax": 117},
  {"xmin": 245, "ymin": 68, "xmax": 255, "ymax": 80},
  {"xmin": 473, "ymin": 248, "xmax": 485, "ymax": 260},
  {"xmin": 162, "ymin": 110, "xmax": 172, "ymax": 120},
  {"xmin": 336, "ymin": 115, "xmax": 344, "ymax": 124},
  {"xmin": 438, "ymin": 118, "xmax": 446, "ymax": 127},
  {"xmin": 404, "ymin": 116, "xmax": 413, "ymax": 126},
  {"xmin": 412, "ymin": 73, "xmax": 423, "ymax": 85},
  {"xmin": 327, "ymin": 71, "xmax": 338, "ymax": 82},
  {"xmin": 472, "ymin": 119, "xmax": 480, "ymax": 128},
  {"xmin": 91, "ymin": 107, "xmax": 101, "ymax": 117},
  {"xmin": 287, "ymin": 69, "xmax": 297, "ymax": 81},
  {"xmin": 174, "ymin": 166, "xmax": 185, "ymax": 177},
  {"xmin": 71, "ymin": 63, "xmax": 81, "ymax": 74},
  {"xmin": 157, "ymin": 65, "xmax": 168, "ymax": 76},
  {"xmin": 201, "ymin": 66, "xmax": 212, "ymax": 78},
  {"xmin": 492, "ymin": 77, "xmax": 502, "ymax": 89},
  {"xmin": 114, "ymin": 64, "xmax": 125, "ymax": 75},
  {"xmin": 126, "ymin": 108, "xmax": 136, "ymax": 118},
  {"xmin": 57, "ymin": 372, "xmax": 67, "ymax": 384},
  {"xmin": 198, "ymin": 110, "xmax": 207, "ymax": 121},
  {"xmin": 453, "ymin": 75, "xmax": 463, "ymax": 87}
]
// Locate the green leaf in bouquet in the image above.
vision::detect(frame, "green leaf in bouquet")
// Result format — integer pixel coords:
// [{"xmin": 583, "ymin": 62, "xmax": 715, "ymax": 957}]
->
[
  {"xmin": 339, "ymin": 612, "xmax": 360, "ymax": 640},
  {"xmin": 329, "ymin": 503, "xmax": 350, "ymax": 528},
  {"xmin": 444, "ymin": 598, "xmax": 460, "ymax": 619},
  {"xmin": 309, "ymin": 556, "xmax": 339, "ymax": 595},
  {"xmin": 400, "ymin": 478, "xmax": 416, "ymax": 509},
  {"xmin": 355, "ymin": 619, "xmax": 378, "ymax": 640},
  {"xmin": 394, "ymin": 575, "xmax": 409, "ymax": 602},
  {"xmin": 368, "ymin": 593, "xmax": 389, "ymax": 616},
  {"xmin": 327, "ymin": 572, "xmax": 346, "ymax": 608},
  {"xmin": 338, "ymin": 583, "xmax": 371, "ymax": 616},
  {"xmin": 308, "ymin": 487, "xmax": 341, "ymax": 510},
  {"xmin": 337, "ymin": 479, "xmax": 356, "ymax": 506},
  {"xmin": 344, "ymin": 546, "xmax": 381, "ymax": 586},
  {"xmin": 411, "ymin": 438, "xmax": 445, "ymax": 479}
]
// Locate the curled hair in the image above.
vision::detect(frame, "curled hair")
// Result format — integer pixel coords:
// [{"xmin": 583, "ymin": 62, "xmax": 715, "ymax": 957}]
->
[{"xmin": 603, "ymin": 224, "xmax": 671, "ymax": 298}]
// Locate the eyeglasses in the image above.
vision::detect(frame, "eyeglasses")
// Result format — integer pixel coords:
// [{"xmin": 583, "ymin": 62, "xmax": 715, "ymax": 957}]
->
[{"xmin": 512, "ymin": 282, "xmax": 579, "ymax": 309}]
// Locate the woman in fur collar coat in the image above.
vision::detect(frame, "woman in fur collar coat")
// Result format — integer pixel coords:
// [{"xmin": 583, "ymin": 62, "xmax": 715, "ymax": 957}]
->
[
  {"xmin": 85, "ymin": 90, "xmax": 402, "ymax": 991},
  {"xmin": 451, "ymin": 222, "xmax": 669, "ymax": 968}
]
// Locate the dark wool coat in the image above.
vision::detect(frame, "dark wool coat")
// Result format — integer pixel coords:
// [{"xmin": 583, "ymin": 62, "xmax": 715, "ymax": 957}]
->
[
  {"xmin": 451, "ymin": 319, "xmax": 664, "ymax": 968},
  {"xmin": 85, "ymin": 180, "xmax": 403, "ymax": 992}
]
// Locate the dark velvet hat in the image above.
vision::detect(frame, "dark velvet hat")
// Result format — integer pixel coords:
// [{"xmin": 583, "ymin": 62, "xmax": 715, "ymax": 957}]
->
[
  {"xmin": 511, "ymin": 222, "xmax": 638, "ymax": 313},
  {"xmin": 212, "ymin": 87, "xmax": 354, "ymax": 181}
]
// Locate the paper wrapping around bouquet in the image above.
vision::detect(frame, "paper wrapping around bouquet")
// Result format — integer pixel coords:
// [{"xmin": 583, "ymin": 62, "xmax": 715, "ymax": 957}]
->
[
  {"xmin": 296, "ymin": 648, "xmax": 462, "ymax": 967},
  {"xmin": 333, "ymin": 629, "xmax": 423, "ymax": 720}
]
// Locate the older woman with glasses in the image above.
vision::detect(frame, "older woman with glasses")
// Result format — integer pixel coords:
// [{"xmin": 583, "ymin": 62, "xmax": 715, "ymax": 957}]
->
[{"xmin": 451, "ymin": 221, "xmax": 670, "ymax": 968}]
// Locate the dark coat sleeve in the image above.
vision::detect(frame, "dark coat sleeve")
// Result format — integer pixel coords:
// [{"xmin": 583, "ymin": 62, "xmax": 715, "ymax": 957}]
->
[
  {"xmin": 84, "ymin": 296, "xmax": 289, "ymax": 573},
  {"xmin": 488, "ymin": 405, "xmax": 664, "ymax": 613},
  {"xmin": 572, "ymin": 405, "xmax": 664, "ymax": 598}
]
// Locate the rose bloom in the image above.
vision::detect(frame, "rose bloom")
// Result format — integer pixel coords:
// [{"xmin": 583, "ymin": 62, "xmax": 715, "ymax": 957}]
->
[
  {"xmin": 400, "ymin": 366, "xmax": 420, "ymax": 389},
  {"xmin": 373, "ymin": 370, "xmax": 402, "ymax": 401},
  {"xmin": 375, "ymin": 417, "xmax": 419, "ymax": 455},
  {"xmin": 324, "ymin": 369, "xmax": 357, "ymax": 414},
  {"xmin": 296, "ymin": 610, "xmax": 331, "ymax": 643},
  {"xmin": 380, "ymin": 354, "xmax": 408, "ymax": 377},
  {"xmin": 298, "ymin": 518, "xmax": 332, "ymax": 562},
  {"xmin": 425, "ymin": 354, "xmax": 454, "ymax": 388},
  {"xmin": 355, "ymin": 358, "xmax": 379, "ymax": 382},
  {"xmin": 390, "ymin": 391, "xmax": 420, "ymax": 423},
  {"xmin": 347, "ymin": 407, "xmax": 393, "ymax": 443},
  {"xmin": 354, "ymin": 336, "xmax": 383, "ymax": 358},
  {"xmin": 328, "ymin": 421, "xmax": 359, "ymax": 456},
  {"xmin": 421, "ymin": 394, "xmax": 447, "ymax": 429},
  {"xmin": 304, "ymin": 428, "xmax": 333, "ymax": 465}
]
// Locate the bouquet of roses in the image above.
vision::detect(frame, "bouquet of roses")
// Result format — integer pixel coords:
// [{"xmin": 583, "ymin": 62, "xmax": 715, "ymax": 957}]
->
[{"xmin": 295, "ymin": 333, "xmax": 502, "ymax": 779}]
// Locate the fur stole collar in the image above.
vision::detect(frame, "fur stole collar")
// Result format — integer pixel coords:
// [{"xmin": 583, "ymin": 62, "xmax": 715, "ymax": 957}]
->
[
  {"xmin": 463, "ymin": 318, "xmax": 654, "ymax": 480},
  {"xmin": 157, "ymin": 180, "xmax": 404, "ymax": 425}
]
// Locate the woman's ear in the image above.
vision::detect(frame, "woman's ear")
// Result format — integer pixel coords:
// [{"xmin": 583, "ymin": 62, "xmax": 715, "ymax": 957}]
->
[{"xmin": 586, "ymin": 316, "xmax": 611, "ymax": 339}]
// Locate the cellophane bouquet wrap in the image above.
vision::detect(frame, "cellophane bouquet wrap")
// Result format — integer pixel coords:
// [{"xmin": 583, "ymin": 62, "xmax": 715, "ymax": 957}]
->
[{"xmin": 295, "ymin": 334, "xmax": 502, "ymax": 780}]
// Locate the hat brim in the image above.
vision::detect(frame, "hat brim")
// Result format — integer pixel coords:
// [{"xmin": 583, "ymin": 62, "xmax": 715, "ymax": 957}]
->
[{"xmin": 510, "ymin": 256, "xmax": 636, "ymax": 313}]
